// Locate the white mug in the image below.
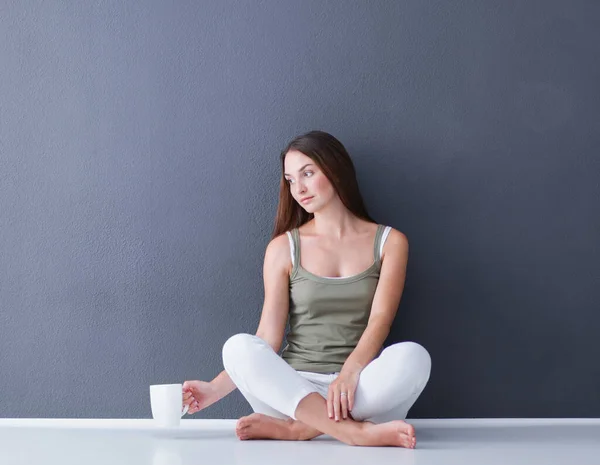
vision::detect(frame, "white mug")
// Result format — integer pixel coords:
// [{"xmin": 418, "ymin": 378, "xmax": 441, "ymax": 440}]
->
[{"xmin": 150, "ymin": 384, "xmax": 189, "ymax": 427}]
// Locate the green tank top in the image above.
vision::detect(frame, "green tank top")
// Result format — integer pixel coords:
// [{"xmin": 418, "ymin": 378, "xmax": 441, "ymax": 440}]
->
[{"xmin": 281, "ymin": 224, "xmax": 390, "ymax": 374}]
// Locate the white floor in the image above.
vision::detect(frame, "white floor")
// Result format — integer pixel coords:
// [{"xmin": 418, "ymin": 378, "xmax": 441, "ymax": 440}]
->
[{"xmin": 1, "ymin": 418, "xmax": 599, "ymax": 465}]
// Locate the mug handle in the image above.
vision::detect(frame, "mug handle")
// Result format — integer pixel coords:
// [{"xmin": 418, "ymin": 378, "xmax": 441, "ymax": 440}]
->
[{"xmin": 181, "ymin": 403, "xmax": 189, "ymax": 416}]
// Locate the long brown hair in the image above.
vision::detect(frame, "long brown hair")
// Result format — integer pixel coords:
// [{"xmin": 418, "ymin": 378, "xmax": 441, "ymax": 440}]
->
[{"xmin": 271, "ymin": 130, "xmax": 376, "ymax": 239}]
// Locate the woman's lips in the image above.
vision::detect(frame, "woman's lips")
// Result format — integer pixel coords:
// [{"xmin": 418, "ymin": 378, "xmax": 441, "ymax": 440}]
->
[{"xmin": 301, "ymin": 196, "xmax": 314, "ymax": 204}]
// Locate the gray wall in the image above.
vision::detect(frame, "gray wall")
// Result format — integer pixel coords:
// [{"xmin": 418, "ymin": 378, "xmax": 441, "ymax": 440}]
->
[{"xmin": 1, "ymin": 0, "xmax": 599, "ymax": 419}]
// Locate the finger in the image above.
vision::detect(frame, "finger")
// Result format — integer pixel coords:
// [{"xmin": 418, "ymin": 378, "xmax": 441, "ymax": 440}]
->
[
  {"xmin": 341, "ymin": 387, "xmax": 349, "ymax": 420},
  {"xmin": 327, "ymin": 389, "xmax": 333, "ymax": 419},
  {"xmin": 189, "ymin": 402, "xmax": 199, "ymax": 414},
  {"xmin": 348, "ymin": 388, "xmax": 355, "ymax": 412},
  {"xmin": 333, "ymin": 389, "xmax": 341, "ymax": 421}
]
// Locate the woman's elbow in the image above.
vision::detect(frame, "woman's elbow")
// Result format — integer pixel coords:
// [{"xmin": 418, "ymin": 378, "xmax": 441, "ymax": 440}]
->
[{"xmin": 255, "ymin": 330, "xmax": 283, "ymax": 353}]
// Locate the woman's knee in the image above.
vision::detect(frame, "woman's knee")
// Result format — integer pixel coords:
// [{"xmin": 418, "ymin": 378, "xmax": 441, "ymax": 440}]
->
[
  {"xmin": 222, "ymin": 333, "xmax": 259, "ymax": 371},
  {"xmin": 384, "ymin": 341, "xmax": 432, "ymax": 386}
]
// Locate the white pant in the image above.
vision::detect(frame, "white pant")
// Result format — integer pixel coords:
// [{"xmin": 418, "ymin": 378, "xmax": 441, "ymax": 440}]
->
[{"xmin": 222, "ymin": 333, "xmax": 431, "ymax": 423}]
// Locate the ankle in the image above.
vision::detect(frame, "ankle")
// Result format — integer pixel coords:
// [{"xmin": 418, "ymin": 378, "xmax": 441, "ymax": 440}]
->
[
  {"xmin": 288, "ymin": 420, "xmax": 308, "ymax": 441},
  {"xmin": 293, "ymin": 419, "xmax": 323, "ymax": 441},
  {"xmin": 349, "ymin": 420, "xmax": 372, "ymax": 446}
]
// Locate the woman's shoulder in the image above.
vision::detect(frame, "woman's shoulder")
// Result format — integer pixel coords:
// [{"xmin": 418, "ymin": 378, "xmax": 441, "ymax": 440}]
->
[
  {"xmin": 266, "ymin": 232, "xmax": 293, "ymax": 255},
  {"xmin": 265, "ymin": 232, "xmax": 291, "ymax": 266},
  {"xmin": 380, "ymin": 226, "xmax": 409, "ymax": 262},
  {"xmin": 385, "ymin": 226, "xmax": 408, "ymax": 243},
  {"xmin": 264, "ymin": 233, "xmax": 293, "ymax": 275}
]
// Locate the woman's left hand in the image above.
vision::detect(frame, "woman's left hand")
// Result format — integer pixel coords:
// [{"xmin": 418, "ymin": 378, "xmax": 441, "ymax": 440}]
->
[{"xmin": 327, "ymin": 369, "xmax": 360, "ymax": 421}]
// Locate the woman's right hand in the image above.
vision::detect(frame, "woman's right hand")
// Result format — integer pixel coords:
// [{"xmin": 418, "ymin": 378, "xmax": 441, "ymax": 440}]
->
[{"xmin": 182, "ymin": 380, "xmax": 219, "ymax": 415}]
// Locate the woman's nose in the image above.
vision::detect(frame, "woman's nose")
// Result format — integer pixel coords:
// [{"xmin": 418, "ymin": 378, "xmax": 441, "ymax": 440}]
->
[{"xmin": 296, "ymin": 182, "xmax": 307, "ymax": 195}]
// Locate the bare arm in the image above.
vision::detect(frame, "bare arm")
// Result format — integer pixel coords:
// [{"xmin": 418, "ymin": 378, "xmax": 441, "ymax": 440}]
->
[
  {"xmin": 255, "ymin": 234, "xmax": 292, "ymax": 351},
  {"xmin": 209, "ymin": 234, "xmax": 291, "ymax": 400},
  {"xmin": 341, "ymin": 229, "xmax": 409, "ymax": 375}
]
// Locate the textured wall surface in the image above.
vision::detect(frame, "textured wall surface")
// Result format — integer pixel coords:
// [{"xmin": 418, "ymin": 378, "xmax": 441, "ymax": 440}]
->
[{"xmin": 1, "ymin": 0, "xmax": 599, "ymax": 419}]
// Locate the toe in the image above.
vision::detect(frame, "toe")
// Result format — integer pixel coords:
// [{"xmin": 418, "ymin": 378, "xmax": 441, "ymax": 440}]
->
[
  {"xmin": 239, "ymin": 428, "xmax": 252, "ymax": 440},
  {"xmin": 397, "ymin": 421, "xmax": 415, "ymax": 437},
  {"xmin": 236, "ymin": 417, "xmax": 250, "ymax": 429},
  {"xmin": 401, "ymin": 433, "xmax": 414, "ymax": 449}
]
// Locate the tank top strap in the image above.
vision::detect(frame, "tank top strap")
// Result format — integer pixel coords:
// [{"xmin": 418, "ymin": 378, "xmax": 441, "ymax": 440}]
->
[
  {"xmin": 289, "ymin": 228, "xmax": 301, "ymax": 275},
  {"xmin": 373, "ymin": 224, "xmax": 386, "ymax": 264}
]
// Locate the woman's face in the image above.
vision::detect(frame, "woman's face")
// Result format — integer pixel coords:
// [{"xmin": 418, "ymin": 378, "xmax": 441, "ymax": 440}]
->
[{"xmin": 284, "ymin": 150, "xmax": 336, "ymax": 212}]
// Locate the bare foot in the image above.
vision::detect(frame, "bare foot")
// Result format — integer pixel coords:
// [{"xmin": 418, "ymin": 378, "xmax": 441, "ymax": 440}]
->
[
  {"xmin": 357, "ymin": 420, "xmax": 417, "ymax": 448},
  {"xmin": 235, "ymin": 413, "xmax": 305, "ymax": 441}
]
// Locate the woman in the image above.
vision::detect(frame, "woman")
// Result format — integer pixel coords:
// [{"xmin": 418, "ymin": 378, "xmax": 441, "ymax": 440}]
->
[{"xmin": 182, "ymin": 131, "xmax": 431, "ymax": 447}]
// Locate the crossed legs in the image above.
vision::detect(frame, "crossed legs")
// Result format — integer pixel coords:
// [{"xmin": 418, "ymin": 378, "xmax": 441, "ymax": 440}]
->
[{"xmin": 222, "ymin": 334, "xmax": 431, "ymax": 447}]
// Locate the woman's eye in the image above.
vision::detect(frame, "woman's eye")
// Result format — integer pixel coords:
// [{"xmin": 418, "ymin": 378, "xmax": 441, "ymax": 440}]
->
[{"xmin": 285, "ymin": 171, "xmax": 312, "ymax": 183}]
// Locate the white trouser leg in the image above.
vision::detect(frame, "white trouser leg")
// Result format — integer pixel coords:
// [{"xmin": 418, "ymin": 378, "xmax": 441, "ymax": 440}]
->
[
  {"xmin": 227, "ymin": 384, "xmax": 291, "ymax": 420},
  {"xmin": 349, "ymin": 341, "xmax": 431, "ymax": 423},
  {"xmin": 222, "ymin": 333, "xmax": 320, "ymax": 420}
]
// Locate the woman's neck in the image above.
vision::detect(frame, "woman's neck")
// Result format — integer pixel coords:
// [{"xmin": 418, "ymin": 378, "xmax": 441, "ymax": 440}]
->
[{"xmin": 308, "ymin": 206, "xmax": 365, "ymax": 239}]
